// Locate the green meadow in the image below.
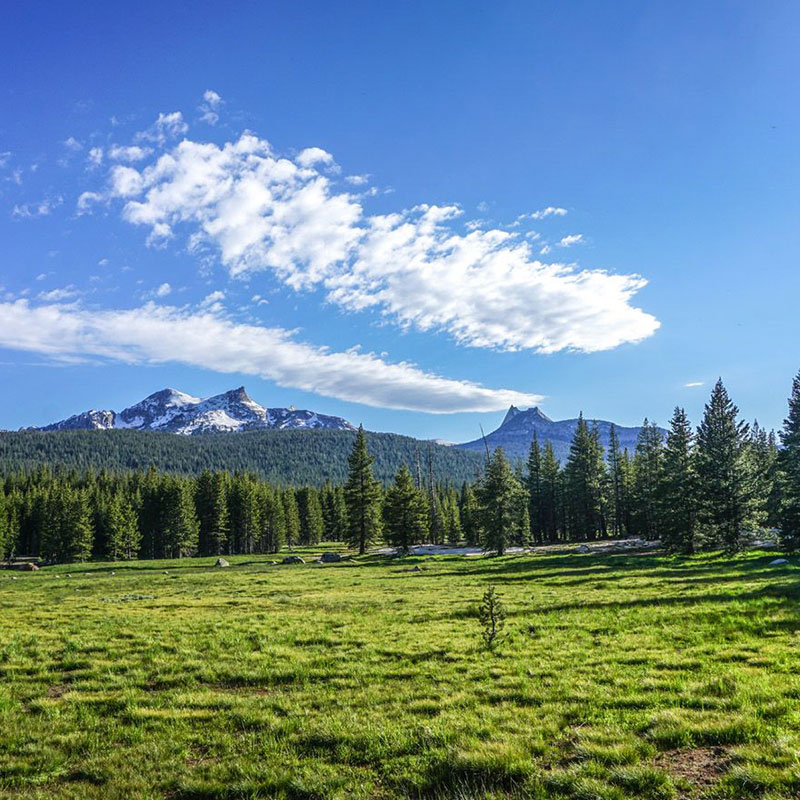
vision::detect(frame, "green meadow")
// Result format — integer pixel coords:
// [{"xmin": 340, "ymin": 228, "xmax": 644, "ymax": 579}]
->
[{"xmin": 1, "ymin": 547, "xmax": 800, "ymax": 799}]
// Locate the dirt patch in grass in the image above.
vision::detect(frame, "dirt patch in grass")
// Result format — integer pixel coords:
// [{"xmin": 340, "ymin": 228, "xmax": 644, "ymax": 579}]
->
[
  {"xmin": 653, "ymin": 746, "xmax": 731, "ymax": 796},
  {"xmin": 45, "ymin": 684, "xmax": 69, "ymax": 698}
]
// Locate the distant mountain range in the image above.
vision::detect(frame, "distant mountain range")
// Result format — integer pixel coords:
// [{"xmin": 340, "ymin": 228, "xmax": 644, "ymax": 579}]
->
[
  {"xmin": 22, "ymin": 390, "xmax": 657, "ymax": 467},
  {"xmin": 456, "ymin": 405, "xmax": 659, "ymax": 462},
  {"xmin": 28, "ymin": 387, "xmax": 355, "ymax": 435}
]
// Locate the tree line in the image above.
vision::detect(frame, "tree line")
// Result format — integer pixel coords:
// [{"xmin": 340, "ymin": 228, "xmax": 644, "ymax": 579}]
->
[
  {"xmin": 0, "ymin": 427, "xmax": 484, "ymax": 486},
  {"xmin": 2, "ymin": 374, "xmax": 800, "ymax": 563}
]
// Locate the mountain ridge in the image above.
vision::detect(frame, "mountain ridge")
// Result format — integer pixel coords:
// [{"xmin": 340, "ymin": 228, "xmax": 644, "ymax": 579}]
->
[
  {"xmin": 27, "ymin": 387, "xmax": 356, "ymax": 435},
  {"xmin": 457, "ymin": 405, "xmax": 663, "ymax": 462}
]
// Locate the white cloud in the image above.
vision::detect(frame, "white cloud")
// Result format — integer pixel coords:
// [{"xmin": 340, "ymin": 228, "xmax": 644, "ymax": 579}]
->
[
  {"xmin": 523, "ymin": 206, "xmax": 567, "ymax": 221},
  {"xmin": 64, "ymin": 137, "xmax": 82, "ymax": 151},
  {"xmin": 110, "ymin": 165, "xmax": 144, "ymax": 197},
  {"xmin": 108, "ymin": 144, "xmax": 152, "ymax": 162},
  {"xmin": 345, "ymin": 174, "xmax": 370, "ymax": 186},
  {"xmin": 296, "ymin": 147, "xmax": 336, "ymax": 169},
  {"xmin": 77, "ymin": 191, "xmax": 104, "ymax": 213},
  {"xmin": 203, "ymin": 90, "xmax": 222, "ymax": 106},
  {"xmin": 0, "ymin": 152, "xmax": 11, "ymax": 167},
  {"xmin": 0, "ymin": 300, "xmax": 543, "ymax": 413},
  {"xmin": 136, "ymin": 112, "xmax": 188, "ymax": 145},
  {"xmin": 154, "ymin": 282, "xmax": 172, "ymax": 297},
  {"xmin": 199, "ymin": 90, "xmax": 223, "ymax": 125},
  {"xmin": 37, "ymin": 286, "xmax": 79, "ymax": 302},
  {"xmin": 12, "ymin": 195, "xmax": 64, "ymax": 219},
  {"xmin": 95, "ymin": 133, "xmax": 660, "ymax": 353},
  {"xmin": 558, "ymin": 234, "xmax": 583, "ymax": 247},
  {"xmin": 684, "ymin": 381, "xmax": 704, "ymax": 388},
  {"xmin": 87, "ymin": 147, "xmax": 103, "ymax": 167}
]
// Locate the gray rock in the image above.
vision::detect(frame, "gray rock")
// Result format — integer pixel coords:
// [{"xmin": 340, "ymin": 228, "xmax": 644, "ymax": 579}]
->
[
  {"xmin": 769, "ymin": 558, "xmax": 789, "ymax": 565},
  {"xmin": 320, "ymin": 552, "xmax": 342, "ymax": 563},
  {"xmin": 282, "ymin": 555, "xmax": 305, "ymax": 565},
  {"xmin": 575, "ymin": 544, "xmax": 591, "ymax": 554},
  {"xmin": 215, "ymin": 558, "xmax": 230, "ymax": 568}
]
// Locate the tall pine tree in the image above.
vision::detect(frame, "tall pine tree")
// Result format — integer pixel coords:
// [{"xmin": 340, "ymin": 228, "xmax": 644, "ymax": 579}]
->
[
  {"xmin": 660, "ymin": 407, "xmax": 697, "ymax": 554},
  {"xmin": 383, "ymin": 464, "xmax": 428, "ymax": 554},
  {"xmin": 477, "ymin": 447, "xmax": 526, "ymax": 555},
  {"xmin": 778, "ymin": 370, "xmax": 800, "ymax": 552},
  {"xmin": 695, "ymin": 379, "xmax": 754, "ymax": 552},
  {"xmin": 343, "ymin": 426, "xmax": 382, "ymax": 554}
]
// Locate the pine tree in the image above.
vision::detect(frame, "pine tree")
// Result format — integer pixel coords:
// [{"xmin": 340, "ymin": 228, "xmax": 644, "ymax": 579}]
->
[
  {"xmin": 459, "ymin": 483, "xmax": 481, "ymax": 546},
  {"xmin": 660, "ymin": 407, "xmax": 697, "ymax": 554},
  {"xmin": 745, "ymin": 422, "xmax": 779, "ymax": 530},
  {"xmin": 384, "ymin": 464, "xmax": 428, "ymax": 554},
  {"xmin": 40, "ymin": 484, "xmax": 94, "ymax": 563},
  {"xmin": 343, "ymin": 426, "xmax": 383, "ymax": 554},
  {"xmin": 778, "ymin": 370, "xmax": 800, "ymax": 552},
  {"xmin": 695, "ymin": 379, "xmax": 755, "ymax": 552},
  {"xmin": 631, "ymin": 420, "xmax": 664, "ymax": 540},
  {"xmin": 477, "ymin": 447, "xmax": 526, "ymax": 555},
  {"xmin": 540, "ymin": 442, "xmax": 562, "ymax": 541},
  {"xmin": 161, "ymin": 478, "xmax": 199, "ymax": 558},
  {"xmin": 257, "ymin": 484, "xmax": 285, "ymax": 553},
  {"xmin": 442, "ymin": 489, "xmax": 463, "ymax": 545},
  {"xmin": 563, "ymin": 415, "xmax": 606, "ymax": 540},
  {"xmin": 526, "ymin": 433, "xmax": 544, "ymax": 544},
  {"xmin": 195, "ymin": 471, "xmax": 229, "ymax": 555},
  {"xmin": 104, "ymin": 492, "xmax": 141, "ymax": 560},
  {"xmin": 297, "ymin": 487, "xmax": 324, "ymax": 545},
  {"xmin": 0, "ymin": 490, "xmax": 7, "ymax": 561},
  {"xmin": 607, "ymin": 425, "xmax": 627, "ymax": 537},
  {"xmin": 282, "ymin": 489, "xmax": 300, "ymax": 550},
  {"xmin": 228, "ymin": 474, "xmax": 260, "ymax": 555}
]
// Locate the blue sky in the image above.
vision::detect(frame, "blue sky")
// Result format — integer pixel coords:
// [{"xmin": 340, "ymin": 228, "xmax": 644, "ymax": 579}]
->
[{"xmin": 1, "ymin": 0, "xmax": 799, "ymax": 441}]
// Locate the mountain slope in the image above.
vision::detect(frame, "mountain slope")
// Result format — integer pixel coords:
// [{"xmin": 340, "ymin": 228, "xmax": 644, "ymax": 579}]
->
[
  {"xmin": 457, "ymin": 405, "xmax": 661, "ymax": 462},
  {"xmin": 0, "ymin": 428, "xmax": 485, "ymax": 487},
  {"xmin": 29, "ymin": 387, "xmax": 355, "ymax": 435}
]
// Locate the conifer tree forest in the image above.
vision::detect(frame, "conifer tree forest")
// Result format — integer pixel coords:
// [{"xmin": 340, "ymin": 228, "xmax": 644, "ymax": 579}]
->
[{"xmin": 2, "ymin": 374, "xmax": 800, "ymax": 564}]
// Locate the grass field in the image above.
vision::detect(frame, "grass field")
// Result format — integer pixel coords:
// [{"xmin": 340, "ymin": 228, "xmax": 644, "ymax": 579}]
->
[{"xmin": 1, "ymin": 546, "xmax": 800, "ymax": 799}]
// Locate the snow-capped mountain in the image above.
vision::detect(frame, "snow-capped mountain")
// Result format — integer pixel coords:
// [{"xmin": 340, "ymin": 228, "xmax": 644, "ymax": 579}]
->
[
  {"xmin": 29, "ymin": 387, "xmax": 356, "ymax": 435},
  {"xmin": 457, "ymin": 405, "xmax": 662, "ymax": 461}
]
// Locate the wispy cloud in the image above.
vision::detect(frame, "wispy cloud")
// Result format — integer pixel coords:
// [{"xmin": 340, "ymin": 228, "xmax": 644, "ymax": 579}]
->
[
  {"xmin": 0, "ymin": 300, "xmax": 543, "ymax": 413},
  {"xmin": 198, "ymin": 90, "xmax": 223, "ymax": 125},
  {"xmin": 558, "ymin": 234, "xmax": 583, "ymax": 247},
  {"xmin": 684, "ymin": 381, "xmax": 704, "ymax": 388},
  {"xmin": 12, "ymin": 195, "xmax": 64, "ymax": 219},
  {"xmin": 135, "ymin": 111, "xmax": 188, "ymax": 146},
  {"xmin": 86, "ymin": 130, "xmax": 659, "ymax": 354},
  {"xmin": 520, "ymin": 206, "xmax": 567, "ymax": 221},
  {"xmin": 108, "ymin": 144, "xmax": 152, "ymax": 162}
]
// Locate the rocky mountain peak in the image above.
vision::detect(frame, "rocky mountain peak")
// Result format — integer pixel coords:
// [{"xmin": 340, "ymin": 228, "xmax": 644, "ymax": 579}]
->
[{"xmin": 28, "ymin": 387, "xmax": 355, "ymax": 435}]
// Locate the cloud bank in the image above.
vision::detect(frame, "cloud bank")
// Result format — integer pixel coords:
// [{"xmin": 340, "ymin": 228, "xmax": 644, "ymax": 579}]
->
[
  {"xmin": 85, "ymin": 130, "xmax": 659, "ymax": 354},
  {"xmin": 0, "ymin": 300, "xmax": 542, "ymax": 413}
]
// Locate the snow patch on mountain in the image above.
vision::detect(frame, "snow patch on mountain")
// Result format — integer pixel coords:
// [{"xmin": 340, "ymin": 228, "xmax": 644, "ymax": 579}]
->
[{"xmin": 29, "ymin": 386, "xmax": 355, "ymax": 435}]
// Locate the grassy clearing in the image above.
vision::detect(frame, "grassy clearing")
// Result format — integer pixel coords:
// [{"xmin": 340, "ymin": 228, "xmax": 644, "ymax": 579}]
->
[{"xmin": 1, "ymin": 547, "xmax": 800, "ymax": 799}]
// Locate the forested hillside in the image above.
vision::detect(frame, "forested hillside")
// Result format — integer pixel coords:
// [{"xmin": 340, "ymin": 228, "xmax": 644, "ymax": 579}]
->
[{"xmin": 0, "ymin": 428, "xmax": 485, "ymax": 486}]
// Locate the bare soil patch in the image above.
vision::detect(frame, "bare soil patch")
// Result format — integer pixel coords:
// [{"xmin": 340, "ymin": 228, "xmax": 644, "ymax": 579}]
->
[{"xmin": 654, "ymin": 746, "xmax": 731, "ymax": 796}]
